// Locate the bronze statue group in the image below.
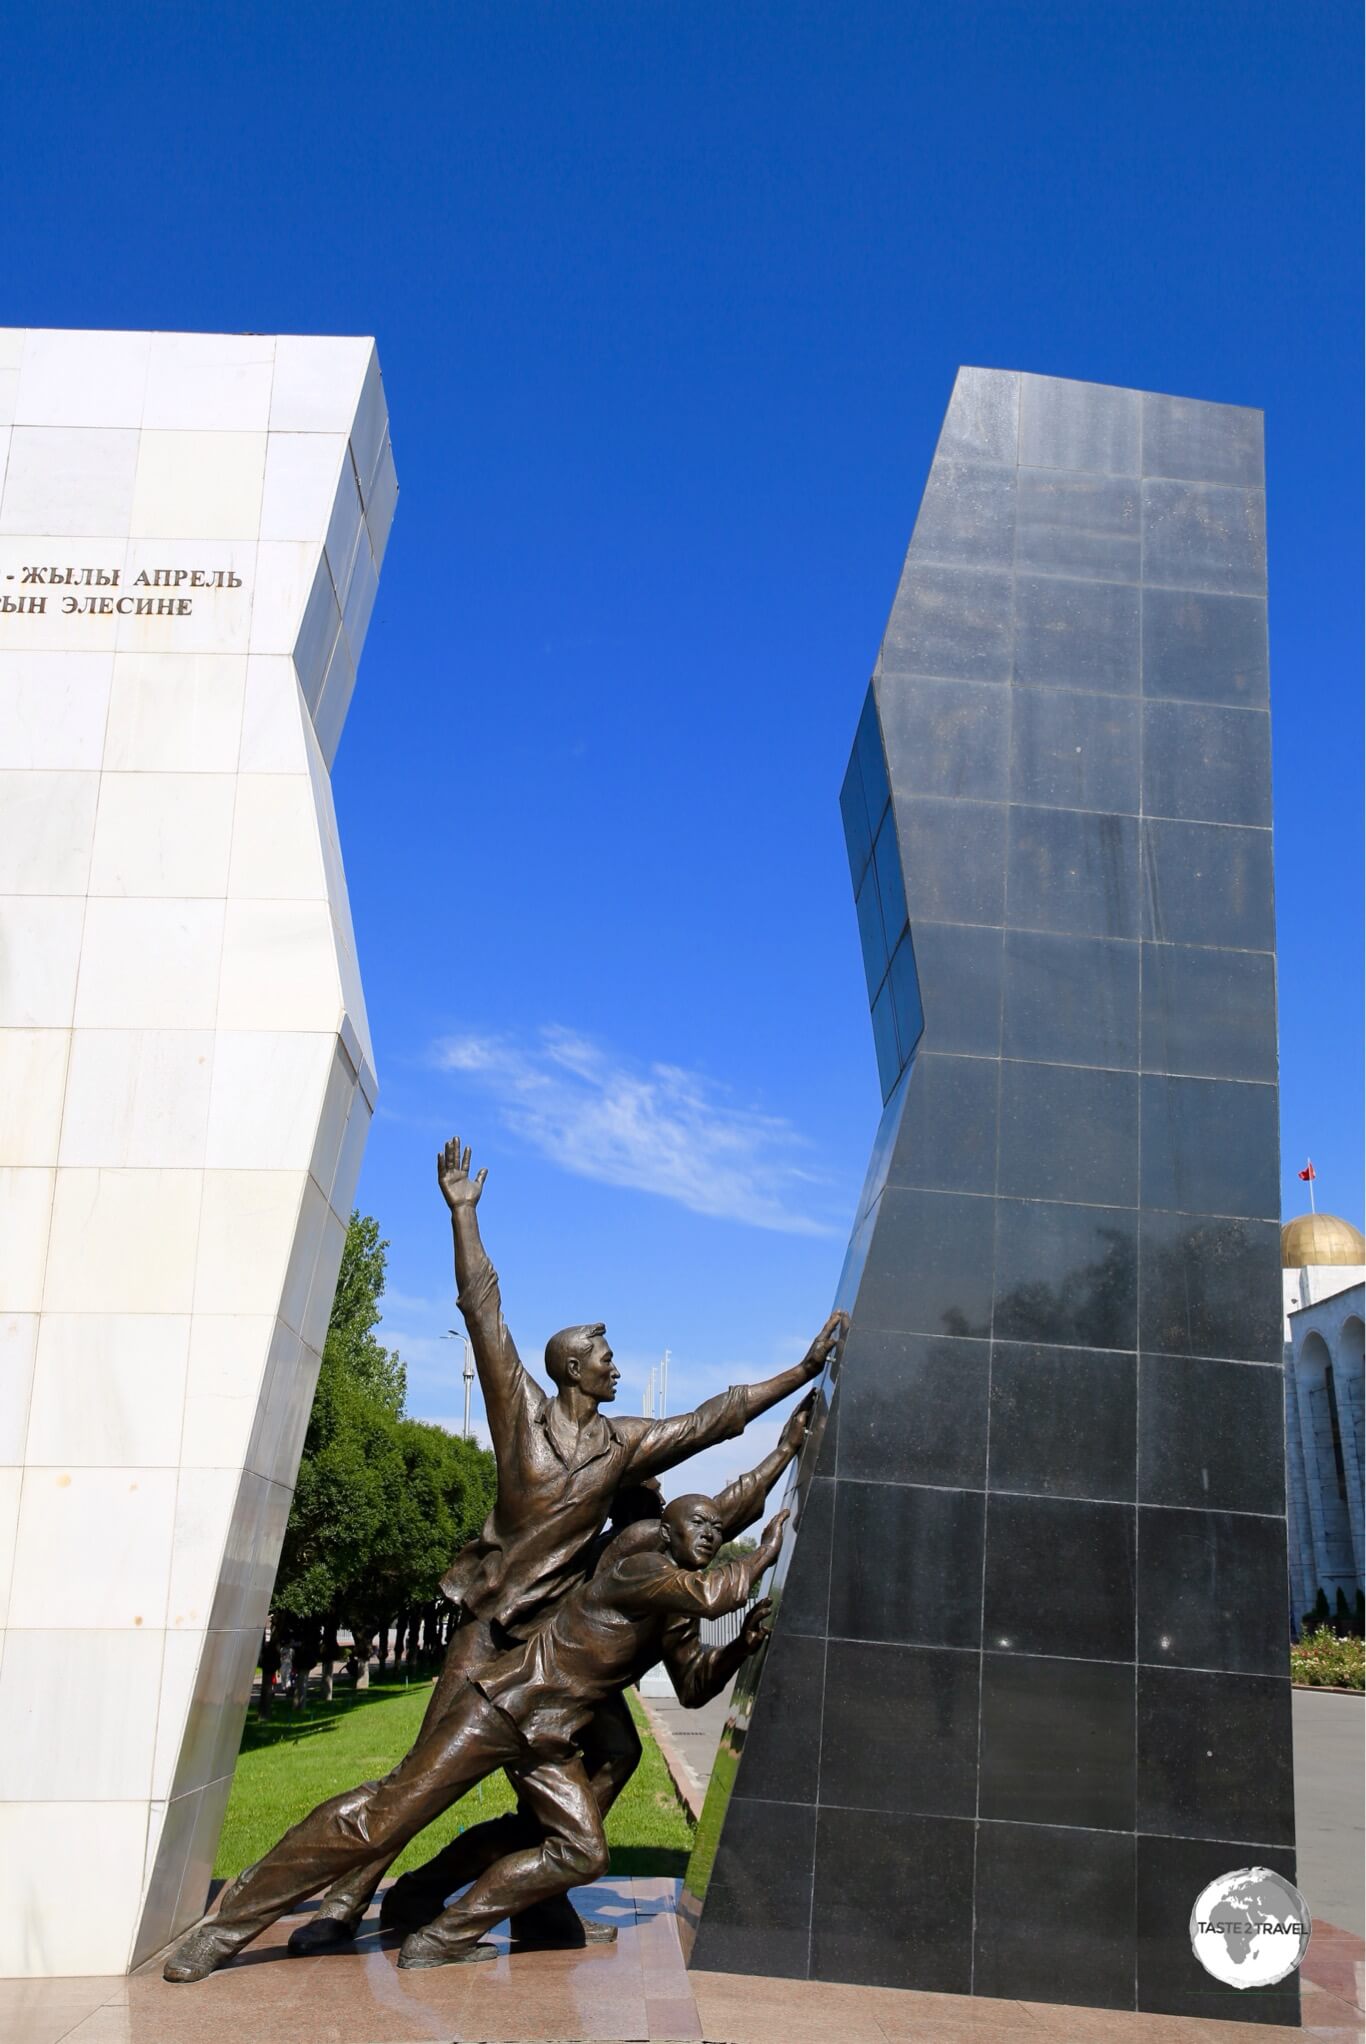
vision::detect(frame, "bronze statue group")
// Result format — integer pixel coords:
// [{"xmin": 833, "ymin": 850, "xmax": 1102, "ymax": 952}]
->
[{"xmin": 166, "ymin": 1138, "xmax": 844, "ymax": 1981}]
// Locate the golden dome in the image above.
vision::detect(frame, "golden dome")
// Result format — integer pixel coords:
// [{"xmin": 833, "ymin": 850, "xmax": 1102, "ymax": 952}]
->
[{"xmin": 1281, "ymin": 1213, "xmax": 1366, "ymax": 1268}]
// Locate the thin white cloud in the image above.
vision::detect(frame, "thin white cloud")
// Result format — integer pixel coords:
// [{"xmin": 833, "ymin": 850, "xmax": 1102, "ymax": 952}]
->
[{"xmin": 430, "ymin": 1024, "xmax": 839, "ymax": 1237}]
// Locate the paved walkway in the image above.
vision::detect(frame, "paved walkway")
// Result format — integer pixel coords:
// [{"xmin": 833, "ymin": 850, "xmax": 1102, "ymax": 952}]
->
[
  {"xmin": 1294, "ymin": 1691, "xmax": 1365, "ymax": 1937},
  {"xmin": 4, "ymin": 1876, "xmax": 1360, "ymax": 2044}
]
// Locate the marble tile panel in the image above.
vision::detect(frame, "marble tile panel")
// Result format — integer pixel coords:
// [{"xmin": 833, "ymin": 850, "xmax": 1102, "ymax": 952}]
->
[
  {"xmin": 245, "ymin": 539, "xmax": 317, "ymax": 656},
  {"xmin": 293, "ymin": 553, "xmax": 343, "ymax": 709},
  {"xmin": 26, "ymin": 1313, "xmax": 189, "ymax": 1466},
  {"xmin": 227, "ymin": 774, "xmax": 326, "ymax": 898},
  {"xmin": 116, "ymin": 540, "xmax": 255, "ymax": 656},
  {"xmin": 193, "ymin": 1168, "xmax": 307, "ymax": 1315},
  {"xmin": 0, "ymin": 1464, "xmax": 23, "ymax": 1628},
  {"xmin": 0, "ymin": 1313, "xmax": 38, "ymax": 1461},
  {"xmin": 173, "ymin": 1769, "xmax": 234, "ymax": 1933},
  {"xmin": 0, "ymin": 896, "xmax": 85, "ymax": 1025},
  {"xmin": 313, "ymin": 627, "xmax": 359, "ymax": 766},
  {"xmin": 103, "ymin": 653, "xmax": 247, "ymax": 772},
  {"xmin": 180, "ymin": 1313, "xmax": 274, "ymax": 1471},
  {"xmin": 205, "ymin": 1030, "xmax": 335, "ymax": 1171},
  {"xmin": 8, "ymin": 1465, "xmax": 177, "ymax": 1629},
  {"xmin": 216, "ymin": 898, "xmax": 341, "ymax": 1032},
  {"xmin": 89, "ymin": 772, "xmax": 235, "ymax": 897},
  {"xmin": 303, "ymin": 1210, "xmax": 346, "ymax": 1353},
  {"xmin": 0, "ymin": 1801, "xmax": 150, "ymax": 1975},
  {"xmin": 0, "ymin": 1026, "xmax": 70, "ymax": 1163},
  {"xmin": 324, "ymin": 456, "xmax": 365, "ymax": 601},
  {"xmin": 134, "ymin": 1777, "xmax": 199, "ymax": 1960},
  {"xmin": 0, "ymin": 337, "xmax": 16, "ymax": 426},
  {"xmin": 166, "ymin": 1465, "xmax": 239, "ymax": 1632},
  {"xmin": 149, "ymin": 1630, "xmax": 202, "ymax": 1799},
  {"xmin": 269, "ymin": 335, "xmax": 373, "ymax": 433},
  {"xmin": 366, "ymin": 435, "xmax": 399, "ymax": 566},
  {"xmin": 0, "ymin": 1626, "xmax": 163, "ymax": 1799},
  {"xmin": 237, "ymin": 656, "xmax": 310, "ymax": 772},
  {"xmin": 73, "ymin": 899, "xmax": 225, "ymax": 1028},
  {"xmin": 59, "ymin": 1029, "xmax": 214, "ymax": 1168},
  {"xmin": 0, "ymin": 649, "xmax": 114, "ymax": 768},
  {"xmin": 279, "ymin": 1174, "xmax": 330, "ymax": 1336},
  {"xmin": 170, "ymin": 1623, "xmax": 260, "ymax": 1796},
  {"xmin": 351, "ymin": 349, "xmax": 388, "ymax": 491},
  {"xmin": 308, "ymin": 1039, "xmax": 356, "ymax": 1187},
  {"xmin": 244, "ymin": 1322, "xmax": 316, "ymax": 1487},
  {"xmin": 0, "ymin": 426, "xmax": 139, "ymax": 536},
  {"xmin": 341, "ymin": 537, "xmax": 378, "ymax": 661},
  {"xmin": 0, "ymin": 1166, "xmax": 54, "ymax": 1312},
  {"xmin": 13, "ymin": 329, "xmax": 150, "ymax": 428},
  {"xmin": 130, "ymin": 430, "xmax": 267, "ymax": 542},
  {"xmin": 327, "ymin": 1091, "xmax": 370, "ymax": 1224},
  {"xmin": 259, "ymin": 430, "xmax": 348, "ymax": 543},
  {"xmin": 42, "ymin": 1167, "xmax": 202, "ymax": 1313},
  {"xmin": 0, "ymin": 769, "xmax": 99, "ymax": 892},
  {"xmin": 142, "ymin": 333, "xmax": 275, "ymax": 432}
]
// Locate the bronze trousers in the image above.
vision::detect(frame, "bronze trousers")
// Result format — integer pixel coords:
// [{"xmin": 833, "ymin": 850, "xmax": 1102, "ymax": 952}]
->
[
  {"xmin": 381, "ymin": 1684, "xmax": 641, "ymax": 1922},
  {"xmin": 211, "ymin": 1682, "xmax": 538, "ymax": 1945}
]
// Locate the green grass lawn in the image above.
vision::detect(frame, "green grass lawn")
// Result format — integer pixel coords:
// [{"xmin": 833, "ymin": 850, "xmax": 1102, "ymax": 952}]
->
[{"xmin": 215, "ymin": 1676, "xmax": 695, "ymax": 1880}]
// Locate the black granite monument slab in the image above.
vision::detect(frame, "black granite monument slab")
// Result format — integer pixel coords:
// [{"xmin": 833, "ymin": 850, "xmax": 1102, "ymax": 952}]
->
[{"xmin": 680, "ymin": 369, "xmax": 1295, "ymax": 2027}]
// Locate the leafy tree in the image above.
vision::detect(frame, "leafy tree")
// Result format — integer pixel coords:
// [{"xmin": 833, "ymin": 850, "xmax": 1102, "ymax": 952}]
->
[{"xmin": 271, "ymin": 1211, "xmax": 495, "ymax": 1692}]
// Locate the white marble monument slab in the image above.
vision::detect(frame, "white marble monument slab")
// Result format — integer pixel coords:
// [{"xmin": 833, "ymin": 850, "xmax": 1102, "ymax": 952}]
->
[{"xmin": 0, "ymin": 328, "xmax": 396, "ymax": 1975}]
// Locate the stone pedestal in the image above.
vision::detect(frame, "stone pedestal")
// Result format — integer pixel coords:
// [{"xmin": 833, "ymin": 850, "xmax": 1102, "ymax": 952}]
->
[
  {"xmin": 0, "ymin": 329, "xmax": 396, "ymax": 1973},
  {"xmin": 683, "ymin": 369, "xmax": 1295, "ymax": 2028}
]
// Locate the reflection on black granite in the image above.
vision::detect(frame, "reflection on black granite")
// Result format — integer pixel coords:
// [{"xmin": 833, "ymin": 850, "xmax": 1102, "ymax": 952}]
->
[
  {"xmin": 997, "ymin": 1061, "xmax": 1137, "ymax": 1206},
  {"xmin": 974, "ymin": 1821, "xmax": 1137, "ymax": 2009},
  {"xmin": 1137, "ymin": 1667, "xmax": 1295, "ymax": 1846},
  {"xmin": 1138, "ymin": 1353, "xmax": 1286, "ymax": 1512},
  {"xmin": 839, "ymin": 1327, "xmax": 989, "ymax": 1488},
  {"xmin": 812, "ymin": 1808, "xmax": 975, "ymax": 1992},
  {"xmin": 992, "ymin": 1200, "xmax": 1137, "ymax": 1350},
  {"xmin": 979, "ymin": 1653, "xmax": 1135, "ymax": 1831},
  {"xmin": 988, "ymin": 1342, "xmax": 1136, "ymax": 1500},
  {"xmin": 984, "ymin": 1493, "xmax": 1136, "ymax": 1662},
  {"xmin": 1137, "ymin": 1506, "xmax": 1289, "ymax": 1677},
  {"xmin": 685, "ymin": 368, "xmax": 1287, "ymax": 2024},
  {"xmin": 829, "ymin": 1480, "xmax": 984, "ymax": 1649},
  {"xmin": 1002, "ymin": 928, "xmax": 1139, "ymax": 1069},
  {"xmin": 1138, "ymin": 1212, "xmax": 1283, "ymax": 1364},
  {"xmin": 1140, "ymin": 1074, "xmax": 1280, "ymax": 1219},
  {"xmin": 820, "ymin": 1641, "xmax": 979, "ymax": 1818}
]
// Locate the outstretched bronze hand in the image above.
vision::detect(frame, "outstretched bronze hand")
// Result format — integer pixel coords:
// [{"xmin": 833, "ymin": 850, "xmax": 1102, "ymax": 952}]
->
[
  {"xmin": 438, "ymin": 1136, "xmax": 487, "ymax": 1212},
  {"xmin": 777, "ymin": 1389, "xmax": 817, "ymax": 1464},
  {"xmin": 740, "ymin": 1595, "xmax": 774, "ymax": 1653},
  {"xmin": 799, "ymin": 1310, "xmax": 849, "ymax": 1380}
]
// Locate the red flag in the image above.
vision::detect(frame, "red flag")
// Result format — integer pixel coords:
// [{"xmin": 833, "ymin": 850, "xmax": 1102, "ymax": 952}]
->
[{"xmin": 1298, "ymin": 1161, "xmax": 1316, "ymax": 1182}]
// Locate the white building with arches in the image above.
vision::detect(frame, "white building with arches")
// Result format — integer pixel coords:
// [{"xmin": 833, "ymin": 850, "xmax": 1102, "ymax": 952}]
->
[{"xmin": 1282, "ymin": 1213, "xmax": 1366, "ymax": 1627}]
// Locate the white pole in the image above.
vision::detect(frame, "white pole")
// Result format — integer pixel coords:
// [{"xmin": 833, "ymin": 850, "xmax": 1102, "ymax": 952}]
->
[
  {"xmin": 660, "ymin": 1348, "xmax": 669, "ymax": 1419},
  {"xmin": 462, "ymin": 1336, "xmax": 475, "ymax": 1439}
]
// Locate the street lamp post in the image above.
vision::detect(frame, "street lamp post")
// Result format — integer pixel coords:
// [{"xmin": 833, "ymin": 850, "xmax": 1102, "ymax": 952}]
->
[{"xmin": 445, "ymin": 1328, "xmax": 476, "ymax": 1439}]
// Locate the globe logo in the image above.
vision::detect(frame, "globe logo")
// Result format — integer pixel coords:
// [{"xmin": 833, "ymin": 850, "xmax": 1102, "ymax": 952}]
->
[{"xmin": 1189, "ymin": 1868, "xmax": 1311, "ymax": 1989}]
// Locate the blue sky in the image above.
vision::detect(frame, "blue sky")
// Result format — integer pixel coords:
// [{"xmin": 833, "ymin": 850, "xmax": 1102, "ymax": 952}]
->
[{"xmin": 7, "ymin": 3, "xmax": 1361, "ymax": 1487}]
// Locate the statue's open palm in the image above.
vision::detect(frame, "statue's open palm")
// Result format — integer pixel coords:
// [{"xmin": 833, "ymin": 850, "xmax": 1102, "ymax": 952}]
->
[{"xmin": 438, "ymin": 1136, "xmax": 487, "ymax": 1210}]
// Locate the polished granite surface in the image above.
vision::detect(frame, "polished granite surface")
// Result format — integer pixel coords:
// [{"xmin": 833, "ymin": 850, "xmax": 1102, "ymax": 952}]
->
[
  {"xmin": 0, "ymin": 1880, "xmax": 1358, "ymax": 2043},
  {"xmin": 684, "ymin": 369, "xmax": 1293, "ymax": 2023}
]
